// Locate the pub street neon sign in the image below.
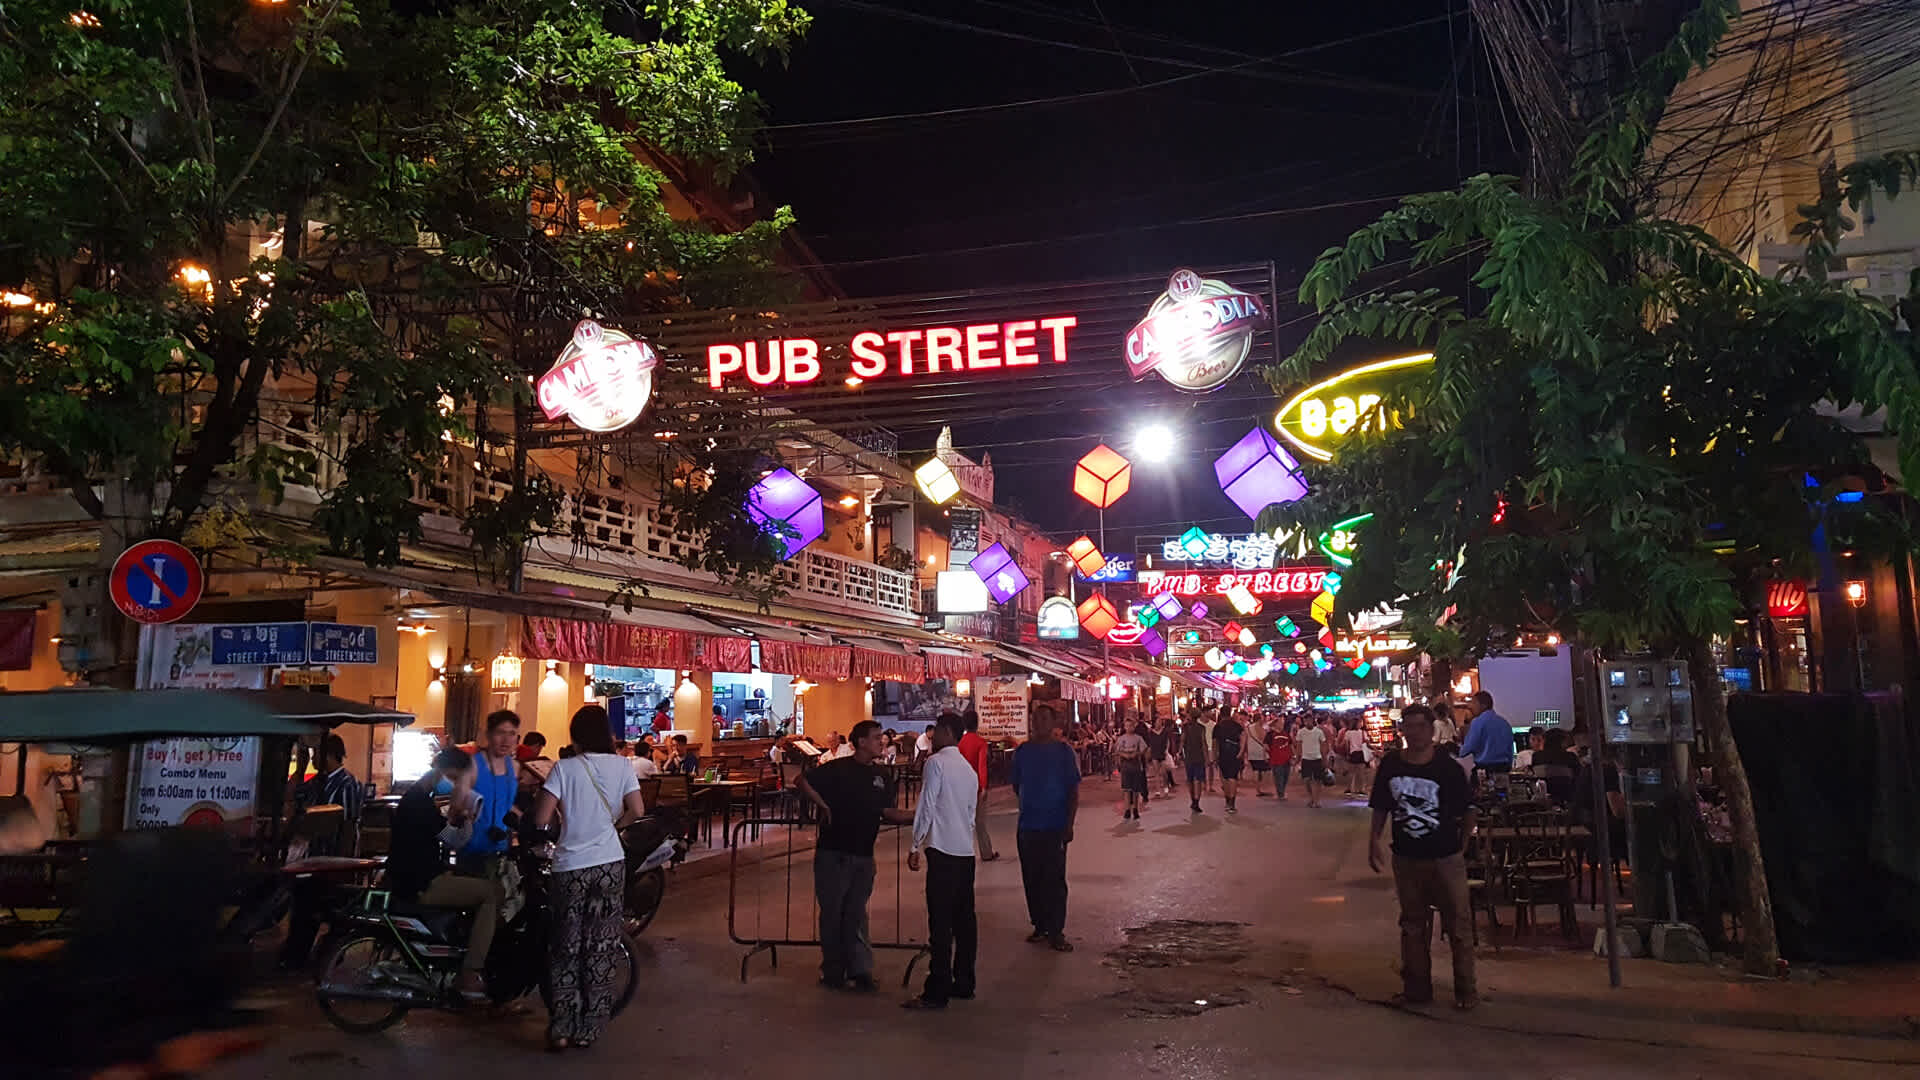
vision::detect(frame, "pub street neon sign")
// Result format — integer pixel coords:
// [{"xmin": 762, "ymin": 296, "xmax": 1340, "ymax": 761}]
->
[
  {"xmin": 1125, "ymin": 269, "xmax": 1269, "ymax": 393},
  {"xmin": 538, "ymin": 320, "xmax": 659, "ymax": 432},
  {"xmin": 707, "ymin": 317, "xmax": 1081, "ymax": 390},
  {"xmin": 1139, "ymin": 567, "xmax": 1331, "ymax": 598}
]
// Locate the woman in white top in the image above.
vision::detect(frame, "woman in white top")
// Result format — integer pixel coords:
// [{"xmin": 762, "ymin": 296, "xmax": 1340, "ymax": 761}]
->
[
  {"xmin": 1341, "ymin": 719, "xmax": 1372, "ymax": 796},
  {"xmin": 532, "ymin": 706, "xmax": 646, "ymax": 1052}
]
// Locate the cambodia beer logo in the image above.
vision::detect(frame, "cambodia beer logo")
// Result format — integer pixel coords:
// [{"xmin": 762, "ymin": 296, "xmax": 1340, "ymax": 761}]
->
[
  {"xmin": 1124, "ymin": 269, "xmax": 1268, "ymax": 392},
  {"xmin": 537, "ymin": 320, "xmax": 659, "ymax": 433}
]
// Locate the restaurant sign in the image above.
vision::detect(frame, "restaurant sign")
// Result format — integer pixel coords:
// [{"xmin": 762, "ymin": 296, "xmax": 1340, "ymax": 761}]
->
[
  {"xmin": 1139, "ymin": 567, "xmax": 1331, "ymax": 598},
  {"xmin": 1037, "ymin": 596, "xmax": 1080, "ymax": 640},
  {"xmin": 1125, "ymin": 269, "xmax": 1268, "ymax": 392},
  {"xmin": 538, "ymin": 320, "xmax": 658, "ymax": 432},
  {"xmin": 1766, "ymin": 580, "xmax": 1809, "ymax": 618},
  {"xmin": 1274, "ymin": 353, "xmax": 1433, "ymax": 463}
]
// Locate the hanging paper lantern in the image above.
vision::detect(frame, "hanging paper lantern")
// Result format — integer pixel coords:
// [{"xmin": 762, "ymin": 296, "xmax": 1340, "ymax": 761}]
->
[
  {"xmin": 1178, "ymin": 527, "xmax": 1212, "ymax": 557},
  {"xmin": 1259, "ymin": 643, "xmax": 1275, "ymax": 658},
  {"xmin": 1351, "ymin": 660, "xmax": 1373, "ymax": 679},
  {"xmin": 915, "ymin": 457, "xmax": 961, "ymax": 504},
  {"xmin": 1203, "ymin": 647, "xmax": 1225, "ymax": 670},
  {"xmin": 1231, "ymin": 660, "xmax": 1250, "ymax": 677},
  {"xmin": 1310, "ymin": 590, "xmax": 1336, "ymax": 627},
  {"xmin": 1284, "ymin": 662, "xmax": 1300, "ymax": 675},
  {"xmin": 1222, "ymin": 620, "xmax": 1244, "ymax": 640},
  {"xmin": 1077, "ymin": 594, "xmax": 1120, "ymax": 639},
  {"xmin": 1213, "ymin": 425, "xmax": 1307, "ymax": 519},
  {"xmin": 1189, "ymin": 601, "xmax": 1210, "ymax": 620},
  {"xmin": 1322, "ymin": 571, "xmax": 1344, "ymax": 595},
  {"xmin": 746, "ymin": 468, "xmax": 824, "ymax": 560},
  {"xmin": 1136, "ymin": 604, "xmax": 1162, "ymax": 629},
  {"xmin": 1151, "ymin": 593, "xmax": 1183, "ymax": 621},
  {"xmin": 968, "ymin": 543, "xmax": 1029, "ymax": 604},
  {"xmin": 1073, "ymin": 443, "xmax": 1132, "ymax": 508},
  {"xmin": 1225, "ymin": 585, "xmax": 1262, "ymax": 615},
  {"xmin": 1294, "ymin": 641, "xmax": 1308, "ymax": 654},
  {"xmin": 1066, "ymin": 535, "xmax": 1106, "ymax": 577},
  {"xmin": 1139, "ymin": 628, "xmax": 1167, "ymax": 657},
  {"xmin": 1236, "ymin": 626, "xmax": 1256, "ymax": 647},
  {"xmin": 1274, "ymin": 615, "xmax": 1299, "ymax": 637},
  {"xmin": 1319, "ymin": 626, "xmax": 1336, "ymax": 649}
]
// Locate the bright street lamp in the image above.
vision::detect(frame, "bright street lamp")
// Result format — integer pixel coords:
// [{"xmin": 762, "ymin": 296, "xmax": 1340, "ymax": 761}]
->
[{"xmin": 1134, "ymin": 422, "xmax": 1177, "ymax": 463}]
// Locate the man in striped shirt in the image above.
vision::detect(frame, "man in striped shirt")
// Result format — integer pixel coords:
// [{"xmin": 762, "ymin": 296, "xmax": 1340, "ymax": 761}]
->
[{"xmin": 277, "ymin": 734, "xmax": 364, "ymax": 969}]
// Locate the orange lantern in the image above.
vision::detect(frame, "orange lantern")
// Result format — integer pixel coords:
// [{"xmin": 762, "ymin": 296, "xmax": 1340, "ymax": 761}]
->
[
  {"xmin": 1073, "ymin": 444, "xmax": 1132, "ymax": 508},
  {"xmin": 1077, "ymin": 594, "xmax": 1121, "ymax": 639},
  {"xmin": 1066, "ymin": 536, "xmax": 1106, "ymax": 577}
]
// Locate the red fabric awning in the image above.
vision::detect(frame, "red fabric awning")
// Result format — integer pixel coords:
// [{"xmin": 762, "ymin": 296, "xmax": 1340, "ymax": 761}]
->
[
  {"xmin": 523, "ymin": 616, "xmax": 751, "ymax": 672},
  {"xmin": 849, "ymin": 645, "xmax": 923, "ymax": 683},
  {"xmin": 756, "ymin": 640, "xmax": 853, "ymax": 680},
  {"xmin": 922, "ymin": 648, "xmax": 990, "ymax": 681}
]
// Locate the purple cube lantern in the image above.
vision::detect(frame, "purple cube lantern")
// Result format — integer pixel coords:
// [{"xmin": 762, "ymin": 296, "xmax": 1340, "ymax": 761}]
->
[
  {"xmin": 968, "ymin": 542, "xmax": 1030, "ymax": 604},
  {"xmin": 1189, "ymin": 600, "xmax": 1210, "ymax": 620},
  {"xmin": 746, "ymin": 468, "xmax": 823, "ymax": 560},
  {"xmin": 1139, "ymin": 627, "xmax": 1167, "ymax": 657},
  {"xmin": 1150, "ymin": 593, "xmax": 1182, "ymax": 622},
  {"xmin": 1214, "ymin": 425, "xmax": 1308, "ymax": 519}
]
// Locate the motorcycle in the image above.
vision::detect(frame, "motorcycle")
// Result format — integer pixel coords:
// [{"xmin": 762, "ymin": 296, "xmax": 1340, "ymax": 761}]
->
[
  {"xmin": 621, "ymin": 809, "xmax": 689, "ymax": 936},
  {"xmin": 314, "ymin": 843, "xmax": 638, "ymax": 1034}
]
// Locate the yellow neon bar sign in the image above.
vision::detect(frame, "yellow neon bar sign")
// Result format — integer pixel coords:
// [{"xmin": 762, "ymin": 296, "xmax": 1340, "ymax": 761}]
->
[{"xmin": 1272, "ymin": 353, "xmax": 1434, "ymax": 463}]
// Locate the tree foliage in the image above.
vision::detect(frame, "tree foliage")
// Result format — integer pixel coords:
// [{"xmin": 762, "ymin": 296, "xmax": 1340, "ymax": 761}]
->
[
  {"xmin": 0, "ymin": 0, "xmax": 808, "ymax": 564},
  {"xmin": 1261, "ymin": 0, "xmax": 1919, "ymax": 656}
]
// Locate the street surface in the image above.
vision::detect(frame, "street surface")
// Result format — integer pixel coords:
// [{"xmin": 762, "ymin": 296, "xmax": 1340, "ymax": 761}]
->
[{"xmin": 211, "ymin": 777, "xmax": 1915, "ymax": 1079}]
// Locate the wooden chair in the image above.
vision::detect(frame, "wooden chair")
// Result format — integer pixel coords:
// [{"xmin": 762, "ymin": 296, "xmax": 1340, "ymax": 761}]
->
[
  {"xmin": 1462, "ymin": 833, "xmax": 1503, "ymax": 950},
  {"xmin": 1506, "ymin": 812, "xmax": 1579, "ymax": 939},
  {"xmin": 638, "ymin": 777, "xmax": 662, "ymax": 812}
]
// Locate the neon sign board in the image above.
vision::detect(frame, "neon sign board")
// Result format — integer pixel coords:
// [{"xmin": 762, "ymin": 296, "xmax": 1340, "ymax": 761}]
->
[
  {"xmin": 1152, "ymin": 531, "xmax": 1283, "ymax": 570},
  {"xmin": 1125, "ymin": 269, "xmax": 1268, "ymax": 392},
  {"xmin": 706, "ymin": 316, "xmax": 1080, "ymax": 390},
  {"xmin": 1037, "ymin": 596, "xmax": 1080, "ymax": 640},
  {"xmin": 1139, "ymin": 567, "xmax": 1331, "ymax": 598},
  {"xmin": 1273, "ymin": 353, "xmax": 1433, "ymax": 462},
  {"xmin": 537, "ymin": 320, "xmax": 658, "ymax": 432},
  {"xmin": 1074, "ymin": 555, "xmax": 1135, "ymax": 583}
]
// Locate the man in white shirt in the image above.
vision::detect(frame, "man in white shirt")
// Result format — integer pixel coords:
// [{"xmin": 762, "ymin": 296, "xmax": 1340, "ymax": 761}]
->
[
  {"xmin": 631, "ymin": 746, "xmax": 659, "ymax": 781},
  {"xmin": 904, "ymin": 712, "xmax": 977, "ymax": 1010},
  {"xmin": 1295, "ymin": 716, "xmax": 1330, "ymax": 809},
  {"xmin": 914, "ymin": 727, "xmax": 934, "ymax": 763}
]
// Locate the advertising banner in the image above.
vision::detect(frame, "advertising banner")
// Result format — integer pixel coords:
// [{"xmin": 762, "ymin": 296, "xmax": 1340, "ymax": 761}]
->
[
  {"xmin": 125, "ymin": 736, "xmax": 261, "ymax": 830},
  {"xmin": 973, "ymin": 675, "xmax": 1031, "ymax": 740}
]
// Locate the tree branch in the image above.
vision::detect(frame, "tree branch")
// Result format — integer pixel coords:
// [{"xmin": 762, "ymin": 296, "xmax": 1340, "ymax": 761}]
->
[{"xmin": 219, "ymin": 0, "xmax": 343, "ymax": 207}]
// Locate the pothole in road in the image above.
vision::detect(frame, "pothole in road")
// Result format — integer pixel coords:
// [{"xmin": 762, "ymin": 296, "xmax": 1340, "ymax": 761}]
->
[
  {"xmin": 1105, "ymin": 919, "xmax": 1249, "ymax": 969},
  {"xmin": 1106, "ymin": 986, "xmax": 1251, "ymax": 1018}
]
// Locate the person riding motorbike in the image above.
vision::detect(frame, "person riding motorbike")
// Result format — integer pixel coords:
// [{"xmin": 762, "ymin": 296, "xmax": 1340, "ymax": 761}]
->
[{"xmin": 386, "ymin": 747, "xmax": 502, "ymax": 1003}]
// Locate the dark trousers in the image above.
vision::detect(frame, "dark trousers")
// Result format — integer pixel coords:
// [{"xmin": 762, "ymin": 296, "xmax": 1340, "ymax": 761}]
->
[
  {"xmin": 1392, "ymin": 852, "xmax": 1476, "ymax": 1002},
  {"xmin": 921, "ymin": 848, "xmax": 976, "ymax": 1003},
  {"xmin": 1016, "ymin": 828, "xmax": 1069, "ymax": 936},
  {"xmin": 814, "ymin": 849, "xmax": 876, "ymax": 981},
  {"xmin": 277, "ymin": 877, "xmax": 326, "ymax": 968}
]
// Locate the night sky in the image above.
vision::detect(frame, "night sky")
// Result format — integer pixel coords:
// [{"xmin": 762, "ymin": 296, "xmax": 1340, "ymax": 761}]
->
[{"xmin": 740, "ymin": 0, "xmax": 1519, "ymax": 546}]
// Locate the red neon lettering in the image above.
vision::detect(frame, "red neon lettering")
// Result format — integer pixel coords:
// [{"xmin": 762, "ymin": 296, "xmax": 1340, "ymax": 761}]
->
[
  {"xmin": 1308, "ymin": 571, "xmax": 1327, "ymax": 592},
  {"xmin": 964, "ymin": 323, "xmax": 1001, "ymax": 369},
  {"xmin": 924, "ymin": 327, "xmax": 963, "ymax": 374},
  {"xmin": 1040, "ymin": 316, "xmax": 1077, "ymax": 363},
  {"xmin": 1004, "ymin": 320, "xmax": 1038, "ymax": 366},
  {"xmin": 1183, "ymin": 574, "xmax": 1201, "ymax": 594},
  {"xmin": 707, "ymin": 344, "xmax": 743, "ymax": 389},
  {"xmin": 1253, "ymin": 571, "xmax": 1274, "ymax": 592},
  {"xmin": 849, "ymin": 332, "xmax": 888, "ymax": 378},
  {"xmin": 784, "ymin": 338, "xmax": 820, "ymax": 383},
  {"xmin": 888, "ymin": 330, "xmax": 923, "ymax": 375},
  {"xmin": 746, "ymin": 341, "xmax": 781, "ymax": 386}
]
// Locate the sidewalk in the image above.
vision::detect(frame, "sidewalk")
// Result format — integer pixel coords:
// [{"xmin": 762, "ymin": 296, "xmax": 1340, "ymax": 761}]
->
[{"xmin": 1288, "ymin": 792, "xmax": 1920, "ymax": 1061}]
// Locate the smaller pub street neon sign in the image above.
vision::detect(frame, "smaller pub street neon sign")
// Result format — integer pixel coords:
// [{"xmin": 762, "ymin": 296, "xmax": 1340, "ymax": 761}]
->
[
  {"xmin": 707, "ymin": 317, "xmax": 1080, "ymax": 390},
  {"xmin": 1139, "ymin": 567, "xmax": 1331, "ymax": 598}
]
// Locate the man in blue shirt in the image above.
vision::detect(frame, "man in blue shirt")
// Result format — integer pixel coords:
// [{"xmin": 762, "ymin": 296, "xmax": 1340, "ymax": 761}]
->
[
  {"xmin": 1457, "ymin": 690, "xmax": 1514, "ymax": 789},
  {"xmin": 1010, "ymin": 704, "xmax": 1081, "ymax": 952}
]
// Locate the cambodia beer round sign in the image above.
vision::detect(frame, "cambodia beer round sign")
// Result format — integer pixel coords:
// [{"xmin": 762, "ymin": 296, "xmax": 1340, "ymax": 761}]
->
[
  {"xmin": 537, "ymin": 319, "xmax": 659, "ymax": 433},
  {"xmin": 1124, "ymin": 269, "xmax": 1268, "ymax": 392}
]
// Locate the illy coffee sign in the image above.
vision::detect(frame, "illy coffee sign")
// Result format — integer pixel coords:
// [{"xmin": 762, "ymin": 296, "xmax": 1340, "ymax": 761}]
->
[{"xmin": 1124, "ymin": 269, "xmax": 1268, "ymax": 392}]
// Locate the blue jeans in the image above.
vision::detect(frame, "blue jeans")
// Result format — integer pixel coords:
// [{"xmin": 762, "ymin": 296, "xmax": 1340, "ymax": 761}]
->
[{"xmin": 1274, "ymin": 762, "xmax": 1293, "ymax": 797}]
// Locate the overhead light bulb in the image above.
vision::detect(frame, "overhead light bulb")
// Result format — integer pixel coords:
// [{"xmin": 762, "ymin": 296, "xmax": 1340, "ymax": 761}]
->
[{"xmin": 1134, "ymin": 422, "xmax": 1176, "ymax": 463}]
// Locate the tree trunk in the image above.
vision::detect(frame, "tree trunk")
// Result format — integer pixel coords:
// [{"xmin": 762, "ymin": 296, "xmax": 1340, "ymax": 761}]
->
[{"xmin": 1683, "ymin": 635, "xmax": 1779, "ymax": 974}]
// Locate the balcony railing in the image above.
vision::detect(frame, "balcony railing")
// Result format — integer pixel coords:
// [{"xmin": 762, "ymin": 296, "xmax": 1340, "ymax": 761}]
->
[{"xmin": 404, "ymin": 447, "xmax": 919, "ymax": 624}]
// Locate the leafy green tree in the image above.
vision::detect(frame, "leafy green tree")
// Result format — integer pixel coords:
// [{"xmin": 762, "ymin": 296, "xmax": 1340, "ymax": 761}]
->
[
  {"xmin": 0, "ymin": 0, "xmax": 807, "ymax": 571},
  {"xmin": 1261, "ymin": 0, "xmax": 1919, "ymax": 973}
]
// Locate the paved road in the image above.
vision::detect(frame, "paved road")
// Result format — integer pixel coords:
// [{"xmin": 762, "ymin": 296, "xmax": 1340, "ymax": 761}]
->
[{"xmin": 210, "ymin": 778, "xmax": 1906, "ymax": 1079}]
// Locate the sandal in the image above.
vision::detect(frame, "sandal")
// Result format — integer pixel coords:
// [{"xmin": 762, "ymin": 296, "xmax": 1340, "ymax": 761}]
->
[{"xmin": 546, "ymin": 1037, "xmax": 572, "ymax": 1053}]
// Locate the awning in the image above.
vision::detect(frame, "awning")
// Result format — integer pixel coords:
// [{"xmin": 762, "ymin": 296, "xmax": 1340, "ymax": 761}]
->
[
  {"xmin": 0, "ymin": 528, "xmax": 100, "ymax": 572},
  {"xmin": 0, "ymin": 689, "xmax": 322, "ymax": 742},
  {"xmin": 522, "ymin": 611, "xmax": 752, "ymax": 672},
  {"xmin": 920, "ymin": 644, "xmax": 992, "ymax": 681},
  {"xmin": 840, "ymin": 637, "xmax": 926, "ymax": 683},
  {"xmin": 232, "ymin": 691, "xmax": 415, "ymax": 727}
]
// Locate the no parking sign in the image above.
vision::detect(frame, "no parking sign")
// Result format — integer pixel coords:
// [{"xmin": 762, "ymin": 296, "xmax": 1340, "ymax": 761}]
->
[{"xmin": 109, "ymin": 539, "xmax": 205, "ymax": 625}]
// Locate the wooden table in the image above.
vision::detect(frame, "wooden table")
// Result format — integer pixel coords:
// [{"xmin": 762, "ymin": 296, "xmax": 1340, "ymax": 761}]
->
[
  {"xmin": 1476, "ymin": 824, "xmax": 1591, "ymax": 842},
  {"xmin": 691, "ymin": 779, "xmax": 761, "ymax": 847}
]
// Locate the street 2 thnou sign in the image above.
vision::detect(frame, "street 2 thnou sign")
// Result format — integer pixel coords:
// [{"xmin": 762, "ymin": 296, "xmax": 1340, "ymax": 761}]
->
[{"xmin": 707, "ymin": 316, "xmax": 1080, "ymax": 389}]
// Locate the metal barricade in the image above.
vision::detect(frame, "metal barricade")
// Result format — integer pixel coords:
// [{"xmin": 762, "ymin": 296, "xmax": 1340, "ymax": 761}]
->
[{"xmin": 727, "ymin": 814, "xmax": 929, "ymax": 986}]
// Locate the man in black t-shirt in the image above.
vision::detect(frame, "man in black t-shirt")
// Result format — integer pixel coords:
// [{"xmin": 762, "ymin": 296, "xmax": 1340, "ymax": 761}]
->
[
  {"xmin": 798, "ymin": 720, "xmax": 913, "ymax": 991},
  {"xmin": 1367, "ymin": 703, "xmax": 1477, "ymax": 1009},
  {"xmin": 1212, "ymin": 711, "xmax": 1248, "ymax": 814}
]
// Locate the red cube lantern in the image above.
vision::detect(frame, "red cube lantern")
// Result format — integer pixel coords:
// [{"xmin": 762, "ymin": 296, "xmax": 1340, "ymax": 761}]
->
[
  {"xmin": 1222, "ymin": 620, "xmax": 1244, "ymax": 641},
  {"xmin": 1073, "ymin": 444, "xmax": 1132, "ymax": 508},
  {"xmin": 1077, "ymin": 594, "xmax": 1121, "ymax": 640},
  {"xmin": 1066, "ymin": 536, "xmax": 1106, "ymax": 577}
]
